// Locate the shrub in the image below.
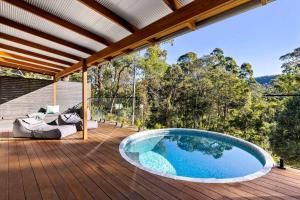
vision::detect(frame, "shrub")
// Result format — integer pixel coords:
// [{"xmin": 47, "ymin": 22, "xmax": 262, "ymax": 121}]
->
[
  {"xmin": 106, "ymin": 113, "xmax": 115, "ymax": 121},
  {"xmin": 154, "ymin": 123, "xmax": 162, "ymax": 129}
]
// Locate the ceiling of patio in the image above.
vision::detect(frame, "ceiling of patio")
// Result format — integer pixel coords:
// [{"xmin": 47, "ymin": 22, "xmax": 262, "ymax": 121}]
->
[{"xmin": 0, "ymin": 0, "xmax": 270, "ymax": 77}]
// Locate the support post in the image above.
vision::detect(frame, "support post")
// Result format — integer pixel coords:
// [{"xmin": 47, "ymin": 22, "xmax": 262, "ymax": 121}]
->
[
  {"xmin": 53, "ymin": 76, "xmax": 57, "ymax": 105},
  {"xmin": 82, "ymin": 59, "xmax": 88, "ymax": 140}
]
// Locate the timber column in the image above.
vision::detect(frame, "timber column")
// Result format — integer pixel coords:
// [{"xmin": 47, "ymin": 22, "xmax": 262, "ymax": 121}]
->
[
  {"xmin": 53, "ymin": 76, "xmax": 57, "ymax": 105},
  {"xmin": 82, "ymin": 59, "xmax": 88, "ymax": 140}
]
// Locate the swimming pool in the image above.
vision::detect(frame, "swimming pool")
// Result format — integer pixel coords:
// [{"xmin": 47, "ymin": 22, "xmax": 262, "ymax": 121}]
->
[{"xmin": 119, "ymin": 128, "xmax": 274, "ymax": 183}]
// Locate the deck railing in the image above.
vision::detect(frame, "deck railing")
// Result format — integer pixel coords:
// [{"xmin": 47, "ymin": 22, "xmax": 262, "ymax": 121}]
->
[{"xmin": 72, "ymin": 97, "xmax": 144, "ymax": 128}]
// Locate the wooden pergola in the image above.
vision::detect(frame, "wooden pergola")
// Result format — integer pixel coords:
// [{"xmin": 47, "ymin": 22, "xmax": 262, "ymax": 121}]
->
[{"xmin": 0, "ymin": 0, "xmax": 271, "ymax": 139}]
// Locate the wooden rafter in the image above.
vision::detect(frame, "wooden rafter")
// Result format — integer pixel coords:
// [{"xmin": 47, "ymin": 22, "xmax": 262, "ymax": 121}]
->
[
  {"xmin": 186, "ymin": 21, "xmax": 197, "ymax": 31},
  {"xmin": 78, "ymin": 0, "xmax": 138, "ymax": 33},
  {"xmin": 3, "ymin": 0, "xmax": 112, "ymax": 46},
  {"xmin": 0, "ymin": 60, "xmax": 55, "ymax": 75},
  {"xmin": 0, "ymin": 43, "xmax": 74, "ymax": 66},
  {"xmin": 56, "ymin": 0, "xmax": 253, "ymax": 78},
  {"xmin": 0, "ymin": 16, "xmax": 95, "ymax": 55},
  {"xmin": 0, "ymin": 51, "xmax": 66, "ymax": 70},
  {"xmin": 0, "ymin": 33, "xmax": 82, "ymax": 61},
  {"xmin": 163, "ymin": 1, "xmax": 198, "ymax": 31},
  {"xmin": 0, "ymin": 57, "xmax": 60, "ymax": 73},
  {"xmin": 163, "ymin": 0, "xmax": 183, "ymax": 11}
]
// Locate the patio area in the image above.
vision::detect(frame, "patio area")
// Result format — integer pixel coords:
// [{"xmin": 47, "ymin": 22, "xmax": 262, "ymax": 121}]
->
[
  {"xmin": 1, "ymin": 1, "xmax": 300, "ymax": 199},
  {"xmin": 1, "ymin": 123, "xmax": 299, "ymax": 200}
]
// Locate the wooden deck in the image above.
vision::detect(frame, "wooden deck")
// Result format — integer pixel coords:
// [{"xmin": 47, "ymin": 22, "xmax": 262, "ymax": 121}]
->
[{"xmin": 1, "ymin": 123, "xmax": 300, "ymax": 200}]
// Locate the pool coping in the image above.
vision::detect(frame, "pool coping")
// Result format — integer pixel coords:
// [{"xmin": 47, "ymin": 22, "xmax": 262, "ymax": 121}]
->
[{"xmin": 119, "ymin": 128, "xmax": 275, "ymax": 183}]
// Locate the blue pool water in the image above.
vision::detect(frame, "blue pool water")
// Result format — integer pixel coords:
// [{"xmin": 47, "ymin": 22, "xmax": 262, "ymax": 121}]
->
[{"xmin": 122, "ymin": 129, "xmax": 267, "ymax": 180}]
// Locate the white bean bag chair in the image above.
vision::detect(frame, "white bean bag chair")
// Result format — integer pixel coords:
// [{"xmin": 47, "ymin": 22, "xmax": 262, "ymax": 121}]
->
[
  {"xmin": 58, "ymin": 113, "xmax": 98, "ymax": 131},
  {"xmin": 13, "ymin": 118, "xmax": 77, "ymax": 139}
]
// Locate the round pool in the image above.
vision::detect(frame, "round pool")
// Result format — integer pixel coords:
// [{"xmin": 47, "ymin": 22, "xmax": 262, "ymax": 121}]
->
[{"xmin": 119, "ymin": 128, "xmax": 274, "ymax": 183}]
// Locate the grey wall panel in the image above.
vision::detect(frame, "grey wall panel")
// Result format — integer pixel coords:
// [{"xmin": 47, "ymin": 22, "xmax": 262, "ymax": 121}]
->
[{"xmin": 0, "ymin": 76, "xmax": 90, "ymax": 119}]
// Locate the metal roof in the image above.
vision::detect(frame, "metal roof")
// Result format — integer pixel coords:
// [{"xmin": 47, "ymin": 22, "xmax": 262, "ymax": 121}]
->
[{"xmin": 0, "ymin": 0, "xmax": 271, "ymax": 77}]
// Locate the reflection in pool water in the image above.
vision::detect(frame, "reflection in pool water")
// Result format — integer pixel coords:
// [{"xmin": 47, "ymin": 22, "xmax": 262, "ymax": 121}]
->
[{"xmin": 125, "ymin": 134, "xmax": 265, "ymax": 179}]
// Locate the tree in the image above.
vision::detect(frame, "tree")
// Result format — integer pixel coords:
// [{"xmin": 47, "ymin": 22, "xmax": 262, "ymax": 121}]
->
[
  {"xmin": 269, "ymin": 46, "xmax": 300, "ymax": 167},
  {"xmin": 270, "ymin": 96, "xmax": 300, "ymax": 167},
  {"xmin": 177, "ymin": 52, "xmax": 197, "ymax": 74},
  {"xmin": 239, "ymin": 63, "xmax": 256, "ymax": 83},
  {"xmin": 0, "ymin": 66, "xmax": 50, "ymax": 79}
]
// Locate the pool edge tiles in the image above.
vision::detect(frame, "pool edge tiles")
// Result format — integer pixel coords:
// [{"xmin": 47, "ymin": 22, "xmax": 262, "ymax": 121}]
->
[{"xmin": 119, "ymin": 128, "xmax": 274, "ymax": 183}]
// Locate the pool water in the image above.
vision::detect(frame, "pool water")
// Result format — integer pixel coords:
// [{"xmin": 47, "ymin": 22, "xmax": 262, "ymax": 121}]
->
[{"xmin": 121, "ymin": 129, "xmax": 272, "ymax": 181}]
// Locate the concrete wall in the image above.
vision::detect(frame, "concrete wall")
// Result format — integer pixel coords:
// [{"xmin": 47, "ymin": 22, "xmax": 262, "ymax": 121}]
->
[{"xmin": 0, "ymin": 76, "xmax": 90, "ymax": 119}]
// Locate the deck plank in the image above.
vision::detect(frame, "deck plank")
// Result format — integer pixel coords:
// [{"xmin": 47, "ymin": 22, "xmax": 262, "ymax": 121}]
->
[
  {"xmin": 24, "ymin": 141, "xmax": 60, "ymax": 200},
  {"xmin": 16, "ymin": 141, "xmax": 42, "ymax": 200},
  {"xmin": 45, "ymin": 141, "xmax": 112, "ymax": 200},
  {"xmin": 36, "ymin": 141, "xmax": 94, "ymax": 200},
  {"xmin": 1, "ymin": 124, "xmax": 300, "ymax": 200},
  {"xmin": 60, "ymin": 139, "xmax": 147, "ymax": 200},
  {"xmin": 8, "ymin": 141, "xmax": 25, "ymax": 200},
  {"xmin": 0, "ymin": 132, "xmax": 9, "ymax": 200},
  {"xmin": 49, "ymin": 140, "xmax": 128, "ymax": 200},
  {"xmin": 30, "ymin": 141, "xmax": 77, "ymax": 200}
]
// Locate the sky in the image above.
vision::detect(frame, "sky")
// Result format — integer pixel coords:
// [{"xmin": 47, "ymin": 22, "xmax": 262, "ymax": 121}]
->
[{"xmin": 160, "ymin": 0, "xmax": 300, "ymax": 77}]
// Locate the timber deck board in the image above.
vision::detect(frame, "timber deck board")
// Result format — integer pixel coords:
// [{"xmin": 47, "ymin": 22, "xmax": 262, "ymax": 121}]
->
[{"xmin": 0, "ymin": 123, "xmax": 300, "ymax": 200}]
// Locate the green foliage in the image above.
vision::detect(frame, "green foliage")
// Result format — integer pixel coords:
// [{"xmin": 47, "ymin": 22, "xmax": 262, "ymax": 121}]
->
[
  {"xmin": 106, "ymin": 113, "xmax": 115, "ymax": 121},
  {"xmin": 267, "ymin": 46, "xmax": 300, "ymax": 169},
  {"xmin": 270, "ymin": 96, "xmax": 300, "ymax": 167},
  {"xmin": 0, "ymin": 67, "xmax": 51, "ymax": 79},
  {"xmin": 154, "ymin": 123, "xmax": 162, "ymax": 129},
  {"xmin": 69, "ymin": 72, "xmax": 82, "ymax": 82},
  {"xmin": 141, "ymin": 45, "xmax": 169, "ymax": 78},
  {"xmin": 135, "ymin": 119, "xmax": 142, "ymax": 127}
]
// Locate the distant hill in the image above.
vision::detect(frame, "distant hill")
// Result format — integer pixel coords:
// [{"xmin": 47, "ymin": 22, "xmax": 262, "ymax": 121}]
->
[{"xmin": 255, "ymin": 75, "xmax": 278, "ymax": 85}]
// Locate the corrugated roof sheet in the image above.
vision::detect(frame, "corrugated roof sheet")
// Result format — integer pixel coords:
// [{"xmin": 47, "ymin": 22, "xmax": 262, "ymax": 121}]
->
[
  {"xmin": 0, "ymin": 38, "xmax": 77, "ymax": 64},
  {"xmin": 0, "ymin": 1, "xmax": 106, "ymax": 52},
  {"xmin": 22, "ymin": 0, "xmax": 131, "ymax": 43},
  {"xmin": 95, "ymin": 0, "xmax": 172, "ymax": 28},
  {"xmin": 0, "ymin": 24, "xmax": 90, "ymax": 59}
]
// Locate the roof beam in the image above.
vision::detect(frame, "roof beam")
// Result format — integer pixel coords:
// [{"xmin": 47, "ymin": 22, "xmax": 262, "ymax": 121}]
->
[
  {"xmin": 0, "ymin": 57, "xmax": 61, "ymax": 73},
  {"xmin": 0, "ymin": 51, "xmax": 66, "ymax": 70},
  {"xmin": 0, "ymin": 43, "xmax": 74, "ymax": 66},
  {"xmin": 0, "ymin": 60, "xmax": 55, "ymax": 76},
  {"xmin": 56, "ymin": 0, "xmax": 253, "ymax": 78},
  {"xmin": 56, "ymin": 60, "xmax": 83, "ymax": 79},
  {"xmin": 0, "ymin": 33, "xmax": 82, "ymax": 61},
  {"xmin": 163, "ymin": 0, "xmax": 183, "ymax": 11},
  {"xmin": 261, "ymin": 0, "xmax": 268, "ymax": 5},
  {"xmin": 3, "ymin": 0, "xmax": 112, "ymax": 46},
  {"xmin": 78, "ymin": 0, "xmax": 138, "ymax": 33},
  {"xmin": 0, "ymin": 16, "xmax": 95, "ymax": 55}
]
